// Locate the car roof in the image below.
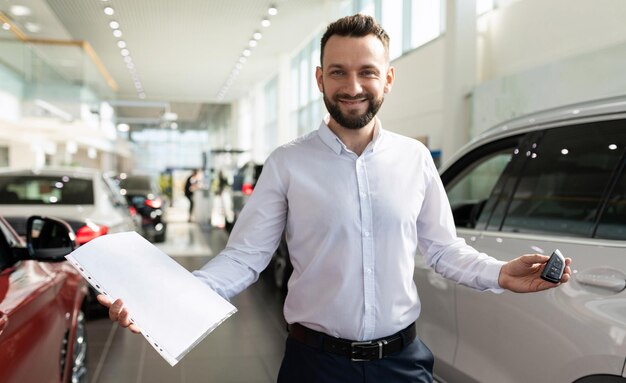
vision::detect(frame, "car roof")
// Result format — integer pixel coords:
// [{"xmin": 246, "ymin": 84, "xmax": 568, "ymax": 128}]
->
[
  {"xmin": 0, "ymin": 167, "xmax": 101, "ymax": 179},
  {"xmin": 441, "ymin": 95, "xmax": 626, "ymax": 172}
]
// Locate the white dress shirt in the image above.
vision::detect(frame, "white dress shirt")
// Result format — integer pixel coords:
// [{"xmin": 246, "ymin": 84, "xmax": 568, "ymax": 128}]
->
[{"xmin": 193, "ymin": 116, "xmax": 504, "ymax": 341}]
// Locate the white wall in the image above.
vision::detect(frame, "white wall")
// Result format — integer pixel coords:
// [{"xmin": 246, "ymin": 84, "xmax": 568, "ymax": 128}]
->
[
  {"xmin": 377, "ymin": 39, "xmax": 445, "ymax": 148},
  {"xmin": 483, "ymin": 0, "xmax": 626, "ymax": 81}
]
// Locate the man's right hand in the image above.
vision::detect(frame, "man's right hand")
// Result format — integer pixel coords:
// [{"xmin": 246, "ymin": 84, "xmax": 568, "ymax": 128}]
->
[{"xmin": 96, "ymin": 294, "xmax": 142, "ymax": 334}]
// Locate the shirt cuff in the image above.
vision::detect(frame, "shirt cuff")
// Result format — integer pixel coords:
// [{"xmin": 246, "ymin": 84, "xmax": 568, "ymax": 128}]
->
[{"xmin": 482, "ymin": 259, "xmax": 506, "ymax": 293}]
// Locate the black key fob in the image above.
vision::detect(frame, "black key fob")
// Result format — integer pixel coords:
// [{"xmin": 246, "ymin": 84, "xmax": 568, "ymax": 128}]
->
[{"xmin": 540, "ymin": 249, "xmax": 565, "ymax": 283}]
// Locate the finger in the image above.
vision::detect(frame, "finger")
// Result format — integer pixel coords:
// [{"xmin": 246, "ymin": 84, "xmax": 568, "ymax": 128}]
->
[
  {"xmin": 520, "ymin": 254, "xmax": 550, "ymax": 265},
  {"xmin": 109, "ymin": 299, "xmax": 124, "ymax": 322},
  {"xmin": 129, "ymin": 324, "xmax": 142, "ymax": 334},
  {"xmin": 565, "ymin": 257, "xmax": 572, "ymax": 266},
  {"xmin": 118, "ymin": 307, "xmax": 133, "ymax": 328},
  {"xmin": 96, "ymin": 294, "xmax": 112, "ymax": 308}
]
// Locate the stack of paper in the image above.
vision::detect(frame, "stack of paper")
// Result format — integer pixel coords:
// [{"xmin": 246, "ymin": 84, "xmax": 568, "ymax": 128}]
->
[{"xmin": 66, "ymin": 231, "xmax": 237, "ymax": 366}]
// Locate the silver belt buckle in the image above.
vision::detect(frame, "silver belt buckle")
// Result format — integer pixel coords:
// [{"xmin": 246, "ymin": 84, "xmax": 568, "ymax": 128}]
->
[{"xmin": 350, "ymin": 340, "xmax": 387, "ymax": 361}]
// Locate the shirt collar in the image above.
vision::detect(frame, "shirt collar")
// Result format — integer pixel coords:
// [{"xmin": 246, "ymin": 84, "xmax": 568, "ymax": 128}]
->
[{"xmin": 317, "ymin": 115, "xmax": 385, "ymax": 155}]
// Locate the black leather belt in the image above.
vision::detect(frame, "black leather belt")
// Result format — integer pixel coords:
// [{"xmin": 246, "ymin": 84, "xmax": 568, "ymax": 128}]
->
[{"xmin": 289, "ymin": 322, "xmax": 416, "ymax": 361}]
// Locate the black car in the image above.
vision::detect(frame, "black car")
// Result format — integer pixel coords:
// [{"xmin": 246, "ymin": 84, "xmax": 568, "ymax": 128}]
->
[{"xmin": 114, "ymin": 174, "xmax": 167, "ymax": 243}]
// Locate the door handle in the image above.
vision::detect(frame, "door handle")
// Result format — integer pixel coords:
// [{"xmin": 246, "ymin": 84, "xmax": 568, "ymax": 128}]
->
[
  {"xmin": 575, "ymin": 270, "xmax": 626, "ymax": 293},
  {"xmin": 0, "ymin": 313, "xmax": 8, "ymax": 336}
]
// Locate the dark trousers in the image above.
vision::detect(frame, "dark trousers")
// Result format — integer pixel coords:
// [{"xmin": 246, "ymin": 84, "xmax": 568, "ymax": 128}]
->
[
  {"xmin": 277, "ymin": 334, "xmax": 434, "ymax": 383},
  {"xmin": 186, "ymin": 195, "xmax": 194, "ymax": 219}
]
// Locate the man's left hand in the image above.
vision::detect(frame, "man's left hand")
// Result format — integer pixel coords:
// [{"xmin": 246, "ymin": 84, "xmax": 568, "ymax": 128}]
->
[{"xmin": 498, "ymin": 254, "xmax": 572, "ymax": 293}]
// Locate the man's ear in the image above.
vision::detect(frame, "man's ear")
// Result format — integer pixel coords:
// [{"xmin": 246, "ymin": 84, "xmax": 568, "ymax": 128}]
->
[
  {"xmin": 384, "ymin": 66, "xmax": 395, "ymax": 94},
  {"xmin": 315, "ymin": 66, "xmax": 324, "ymax": 92}
]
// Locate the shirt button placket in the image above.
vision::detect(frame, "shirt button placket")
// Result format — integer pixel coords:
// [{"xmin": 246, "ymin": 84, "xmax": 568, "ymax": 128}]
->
[{"xmin": 356, "ymin": 157, "xmax": 375, "ymax": 339}]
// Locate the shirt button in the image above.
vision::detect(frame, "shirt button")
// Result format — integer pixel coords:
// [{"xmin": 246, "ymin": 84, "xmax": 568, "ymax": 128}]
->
[
  {"xmin": 364, "ymin": 231, "xmax": 370, "ymax": 237},
  {"xmin": 360, "ymin": 192, "xmax": 366, "ymax": 198},
  {"xmin": 366, "ymin": 268, "xmax": 372, "ymax": 274}
]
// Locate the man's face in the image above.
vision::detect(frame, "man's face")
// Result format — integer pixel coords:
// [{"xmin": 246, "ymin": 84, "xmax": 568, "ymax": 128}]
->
[{"xmin": 316, "ymin": 34, "xmax": 394, "ymax": 130}]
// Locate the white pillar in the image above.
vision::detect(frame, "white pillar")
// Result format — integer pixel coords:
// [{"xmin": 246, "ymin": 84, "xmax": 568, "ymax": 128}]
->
[{"xmin": 442, "ymin": 0, "xmax": 477, "ymax": 163}]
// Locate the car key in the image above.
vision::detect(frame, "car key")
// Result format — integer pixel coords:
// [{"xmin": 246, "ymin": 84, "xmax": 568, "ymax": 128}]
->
[{"xmin": 540, "ymin": 249, "xmax": 566, "ymax": 283}]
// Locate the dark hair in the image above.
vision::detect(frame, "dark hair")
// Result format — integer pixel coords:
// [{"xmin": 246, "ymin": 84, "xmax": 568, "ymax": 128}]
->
[{"xmin": 320, "ymin": 14, "xmax": 390, "ymax": 66}]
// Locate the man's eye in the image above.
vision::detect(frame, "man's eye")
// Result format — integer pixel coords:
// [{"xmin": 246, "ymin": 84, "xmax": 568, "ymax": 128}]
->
[
  {"xmin": 361, "ymin": 71, "xmax": 377, "ymax": 77},
  {"xmin": 330, "ymin": 70, "xmax": 344, "ymax": 76}
]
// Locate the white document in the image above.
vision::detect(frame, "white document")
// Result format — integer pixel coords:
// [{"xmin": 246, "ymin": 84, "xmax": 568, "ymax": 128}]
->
[{"xmin": 65, "ymin": 231, "xmax": 237, "ymax": 366}]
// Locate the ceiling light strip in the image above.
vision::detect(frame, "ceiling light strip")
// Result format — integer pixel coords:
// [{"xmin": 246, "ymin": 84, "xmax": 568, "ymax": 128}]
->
[{"xmin": 217, "ymin": 3, "xmax": 278, "ymax": 101}]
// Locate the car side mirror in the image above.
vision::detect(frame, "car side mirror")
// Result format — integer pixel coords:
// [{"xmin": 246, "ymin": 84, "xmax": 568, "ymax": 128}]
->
[{"xmin": 26, "ymin": 216, "xmax": 76, "ymax": 262}]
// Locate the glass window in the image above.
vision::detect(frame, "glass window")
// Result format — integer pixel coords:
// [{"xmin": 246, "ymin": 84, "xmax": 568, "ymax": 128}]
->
[
  {"xmin": 446, "ymin": 149, "xmax": 513, "ymax": 228},
  {"xmin": 381, "ymin": 0, "xmax": 404, "ymax": 60},
  {"xmin": 411, "ymin": 0, "xmax": 442, "ymax": 49},
  {"xmin": 501, "ymin": 121, "xmax": 626, "ymax": 237},
  {"xmin": 356, "ymin": 0, "xmax": 376, "ymax": 17},
  {"xmin": 596, "ymin": 160, "xmax": 626, "ymax": 240},
  {"xmin": 0, "ymin": 175, "xmax": 94, "ymax": 205}
]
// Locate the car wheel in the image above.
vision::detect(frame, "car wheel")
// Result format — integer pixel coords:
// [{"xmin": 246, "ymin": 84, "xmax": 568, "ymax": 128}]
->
[
  {"xmin": 70, "ymin": 310, "xmax": 88, "ymax": 383},
  {"xmin": 154, "ymin": 231, "xmax": 166, "ymax": 243}
]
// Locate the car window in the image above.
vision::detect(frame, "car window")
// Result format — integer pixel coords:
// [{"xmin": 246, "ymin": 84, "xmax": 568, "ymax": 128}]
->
[
  {"xmin": 119, "ymin": 176, "xmax": 152, "ymax": 191},
  {"xmin": 446, "ymin": 150, "xmax": 513, "ymax": 228},
  {"xmin": 0, "ymin": 175, "xmax": 94, "ymax": 205},
  {"xmin": 595, "ymin": 160, "xmax": 626, "ymax": 240},
  {"xmin": 102, "ymin": 176, "xmax": 128, "ymax": 207},
  {"xmin": 501, "ymin": 120, "xmax": 626, "ymax": 237},
  {"xmin": 442, "ymin": 135, "xmax": 523, "ymax": 229}
]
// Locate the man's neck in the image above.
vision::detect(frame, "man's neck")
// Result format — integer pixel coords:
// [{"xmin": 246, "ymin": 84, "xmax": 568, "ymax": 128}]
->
[{"xmin": 327, "ymin": 118, "xmax": 377, "ymax": 156}]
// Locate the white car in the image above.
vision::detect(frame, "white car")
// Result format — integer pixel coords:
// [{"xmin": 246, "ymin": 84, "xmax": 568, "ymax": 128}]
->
[
  {"xmin": 415, "ymin": 96, "xmax": 626, "ymax": 383},
  {"xmin": 0, "ymin": 167, "xmax": 138, "ymax": 242}
]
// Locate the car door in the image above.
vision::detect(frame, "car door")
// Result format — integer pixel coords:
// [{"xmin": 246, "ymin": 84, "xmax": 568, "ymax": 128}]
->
[
  {"xmin": 414, "ymin": 134, "xmax": 526, "ymax": 379},
  {"xmin": 453, "ymin": 119, "xmax": 626, "ymax": 382},
  {"xmin": 0, "ymin": 219, "xmax": 66, "ymax": 383}
]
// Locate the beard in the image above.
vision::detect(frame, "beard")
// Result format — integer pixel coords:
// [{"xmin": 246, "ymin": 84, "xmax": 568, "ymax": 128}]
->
[{"xmin": 323, "ymin": 91, "xmax": 384, "ymax": 130}]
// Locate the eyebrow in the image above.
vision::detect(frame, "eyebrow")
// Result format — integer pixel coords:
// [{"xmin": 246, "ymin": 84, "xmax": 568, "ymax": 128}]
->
[{"xmin": 326, "ymin": 63, "xmax": 380, "ymax": 72}]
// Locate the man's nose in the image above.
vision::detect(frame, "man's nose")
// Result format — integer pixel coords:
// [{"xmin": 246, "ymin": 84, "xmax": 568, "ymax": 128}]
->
[{"xmin": 342, "ymin": 73, "xmax": 363, "ymax": 96}]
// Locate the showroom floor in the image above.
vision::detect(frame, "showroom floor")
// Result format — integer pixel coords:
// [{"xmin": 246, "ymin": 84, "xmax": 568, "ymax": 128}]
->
[{"xmin": 85, "ymin": 206, "xmax": 288, "ymax": 383}]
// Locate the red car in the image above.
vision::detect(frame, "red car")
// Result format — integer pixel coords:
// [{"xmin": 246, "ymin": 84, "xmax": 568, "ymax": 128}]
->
[{"xmin": 0, "ymin": 216, "xmax": 88, "ymax": 383}]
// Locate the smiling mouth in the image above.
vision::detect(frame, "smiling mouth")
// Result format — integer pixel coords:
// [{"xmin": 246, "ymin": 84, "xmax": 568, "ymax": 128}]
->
[{"xmin": 339, "ymin": 98, "xmax": 367, "ymax": 106}]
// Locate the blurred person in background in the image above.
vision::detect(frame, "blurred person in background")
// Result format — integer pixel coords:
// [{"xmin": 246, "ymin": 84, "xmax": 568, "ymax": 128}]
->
[{"xmin": 184, "ymin": 169, "xmax": 200, "ymax": 222}]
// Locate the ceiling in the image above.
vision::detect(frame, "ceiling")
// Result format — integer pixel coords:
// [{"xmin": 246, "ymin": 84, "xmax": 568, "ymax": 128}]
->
[{"xmin": 0, "ymin": 0, "xmax": 343, "ymax": 128}]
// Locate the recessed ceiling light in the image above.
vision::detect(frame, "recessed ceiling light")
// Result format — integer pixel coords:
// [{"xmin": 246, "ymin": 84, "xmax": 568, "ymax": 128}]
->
[
  {"xmin": 113, "ymin": 29, "xmax": 122, "ymax": 38},
  {"xmin": 235, "ymin": 63, "xmax": 243, "ymax": 70},
  {"xmin": 239, "ymin": 56, "xmax": 247, "ymax": 64},
  {"xmin": 104, "ymin": 6, "xmax": 114, "ymax": 16},
  {"xmin": 117, "ymin": 40, "xmax": 127, "ymax": 48},
  {"xmin": 109, "ymin": 20, "xmax": 120, "ymax": 29},
  {"xmin": 268, "ymin": 5, "xmax": 278, "ymax": 16},
  {"xmin": 248, "ymin": 40, "xmax": 257, "ymax": 48},
  {"xmin": 120, "ymin": 48, "xmax": 130, "ymax": 56},
  {"xmin": 10, "ymin": 5, "xmax": 32, "ymax": 17},
  {"xmin": 242, "ymin": 49, "xmax": 251, "ymax": 57},
  {"xmin": 24, "ymin": 22, "xmax": 41, "ymax": 33},
  {"xmin": 2, "ymin": 23, "xmax": 11, "ymax": 31},
  {"xmin": 123, "ymin": 55, "xmax": 133, "ymax": 63},
  {"xmin": 253, "ymin": 31, "xmax": 262, "ymax": 40},
  {"xmin": 117, "ymin": 123, "xmax": 130, "ymax": 132},
  {"xmin": 261, "ymin": 18, "xmax": 270, "ymax": 27}
]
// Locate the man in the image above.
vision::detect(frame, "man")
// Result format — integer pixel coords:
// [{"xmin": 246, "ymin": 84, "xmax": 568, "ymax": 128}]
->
[
  {"xmin": 184, "ymin": 169, "xmax": 200, "ymax": 222},
  {"xmin": 99, "ymin": 14, "xmax": 571, "ymax": 382}
]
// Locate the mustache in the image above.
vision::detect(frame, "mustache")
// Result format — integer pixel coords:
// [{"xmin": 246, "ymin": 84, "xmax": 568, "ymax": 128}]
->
[{"xmin": 334, "ymin": 93, "xmax": 373, "ymax": 101}]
